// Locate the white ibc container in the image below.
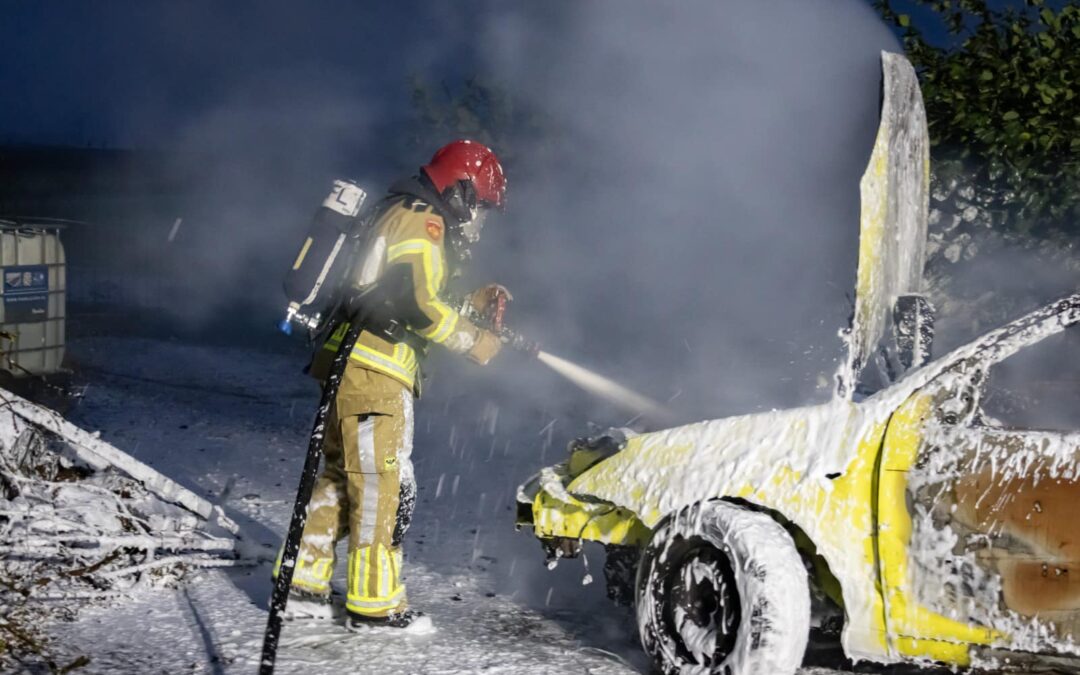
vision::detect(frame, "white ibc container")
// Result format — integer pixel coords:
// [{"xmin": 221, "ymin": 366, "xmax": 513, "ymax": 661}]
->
[{"xmin": 0, "ymin": 220, "xmax": 66, "ymax": 377}]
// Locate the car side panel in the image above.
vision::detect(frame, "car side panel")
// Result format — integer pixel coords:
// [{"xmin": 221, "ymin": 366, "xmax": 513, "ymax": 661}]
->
[{"xmin": 880, "ymin": 391, "xmax": 1080, "ymax": 661}]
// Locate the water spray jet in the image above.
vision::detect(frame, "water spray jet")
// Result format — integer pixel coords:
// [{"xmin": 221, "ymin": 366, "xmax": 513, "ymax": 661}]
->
[{"xmin": 534, "ymin": 350, "xmax": 673, "ymax": 424}]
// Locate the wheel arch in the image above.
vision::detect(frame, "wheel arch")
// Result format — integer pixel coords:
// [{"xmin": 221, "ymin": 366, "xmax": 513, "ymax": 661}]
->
[
  {"xmin": 644, "ymin": 496, "xmax": 846, "ymax": 615},
  {"xmin": 715, "ymin": 497, "xmax": 846, "ymax": 614}
]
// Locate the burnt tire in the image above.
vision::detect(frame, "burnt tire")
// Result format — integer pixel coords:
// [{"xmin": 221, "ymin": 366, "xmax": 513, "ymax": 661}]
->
[{"xmin": 635, "ymin": 501, "xmax": 810, "ymax": 675}]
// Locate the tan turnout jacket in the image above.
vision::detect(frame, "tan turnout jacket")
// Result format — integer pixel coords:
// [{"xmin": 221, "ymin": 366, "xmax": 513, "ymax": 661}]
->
[{"xmin": 320, "ymin": 196, "xmax": 488, "ymax": 392}]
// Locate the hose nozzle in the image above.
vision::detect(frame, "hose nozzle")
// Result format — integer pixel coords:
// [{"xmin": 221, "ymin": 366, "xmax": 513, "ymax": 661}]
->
[{"xmin": 501, "ymin": 330, "xmax": 540, "ymax": 358}]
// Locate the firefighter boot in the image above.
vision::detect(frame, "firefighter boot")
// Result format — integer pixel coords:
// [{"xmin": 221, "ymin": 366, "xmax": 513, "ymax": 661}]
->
[{"xmin": 346, "ymin": 609, "xmax": 432, "ymax": 632}]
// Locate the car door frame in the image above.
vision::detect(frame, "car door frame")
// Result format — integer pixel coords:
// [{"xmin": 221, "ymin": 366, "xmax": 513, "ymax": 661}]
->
[{"xmin": 873, "ymin": 293, "xmax": 1080, "ymax": 664}]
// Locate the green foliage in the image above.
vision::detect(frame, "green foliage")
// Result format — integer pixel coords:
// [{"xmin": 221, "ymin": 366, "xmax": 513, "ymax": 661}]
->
[{"xmin": 875, "ymin": 0, "xmax": 1080, "ymax": 236}]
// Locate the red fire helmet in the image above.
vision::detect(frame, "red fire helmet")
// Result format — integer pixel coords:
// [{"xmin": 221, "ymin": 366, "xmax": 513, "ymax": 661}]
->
[{"xmin": 422, "ymin": 140, "xmax": 506, "ymax": 209}]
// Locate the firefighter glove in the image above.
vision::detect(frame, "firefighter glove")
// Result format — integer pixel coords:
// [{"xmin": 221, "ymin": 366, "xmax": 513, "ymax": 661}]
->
[
  {"xmin": 467, "ymin": 329, "xmax": 503, "ymax": 365},
  {"xmin": 468, "ymin": 284, "xmax": 513, "ymax": 330}
]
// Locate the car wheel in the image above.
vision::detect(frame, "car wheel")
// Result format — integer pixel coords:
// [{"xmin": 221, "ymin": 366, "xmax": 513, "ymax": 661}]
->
[{"xmin": 636, "ymin": 501, "xmax": 810, "ymax": 675}]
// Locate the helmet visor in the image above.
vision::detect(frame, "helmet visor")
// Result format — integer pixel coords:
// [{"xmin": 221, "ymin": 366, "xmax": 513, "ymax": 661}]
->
[{"xmin": 460, "ymin": 208, "xmax": 488, "ymax": 244}]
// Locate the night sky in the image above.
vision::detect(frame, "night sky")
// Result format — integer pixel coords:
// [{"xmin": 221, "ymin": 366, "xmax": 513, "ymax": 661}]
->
[
  {"xmin": 0, "ymin": 1, "xmax": 490, "ymax": 148},
  {"xmin": 0, "ymin": 1, "xmax": 917, "ymax": 150},
  {"xmin": 0, "ymin": 1, "xmax": 1024, "ymax": 150}
]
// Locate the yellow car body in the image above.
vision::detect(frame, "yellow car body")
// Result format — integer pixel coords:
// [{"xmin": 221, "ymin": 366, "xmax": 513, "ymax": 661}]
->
[
  {"xmin": 519, "ymin": 292, "xmax": 1080, "ymax": 666},
  {"xmin": 516, "ymin": 52, "xmax": 1080, "ymax": 669}
]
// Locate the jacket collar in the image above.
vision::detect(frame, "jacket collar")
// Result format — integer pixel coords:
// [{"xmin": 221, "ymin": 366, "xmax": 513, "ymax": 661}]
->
[
  {"xmin": 386, "ymin": 175, "xmax": 462, "ymax": 226},
  {"xmin": 385, "ymin": 175, "xmax": 469, "ymax": 267}
]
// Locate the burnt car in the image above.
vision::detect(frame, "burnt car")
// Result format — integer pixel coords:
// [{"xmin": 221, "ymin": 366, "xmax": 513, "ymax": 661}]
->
[{"xmin": 516, "ymin": 53, "xmax": 1080, "ymax": 675}]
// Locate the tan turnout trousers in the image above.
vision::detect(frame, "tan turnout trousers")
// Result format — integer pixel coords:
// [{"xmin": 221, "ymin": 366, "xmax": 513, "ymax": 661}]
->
[{"xmin": 275, "ymin": 363, "xmax": 416, "ymax": 618}]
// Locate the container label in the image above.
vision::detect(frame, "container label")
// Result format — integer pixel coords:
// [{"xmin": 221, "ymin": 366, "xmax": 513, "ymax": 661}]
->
[{"xmin": 3, "ymin": 265, "xmax": 49, "ymax": 322}]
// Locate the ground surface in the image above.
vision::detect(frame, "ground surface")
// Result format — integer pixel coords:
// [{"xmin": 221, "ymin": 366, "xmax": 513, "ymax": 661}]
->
[{"xmin": 34, "ymin": 334, "xmax": 942, "ymax": 674}]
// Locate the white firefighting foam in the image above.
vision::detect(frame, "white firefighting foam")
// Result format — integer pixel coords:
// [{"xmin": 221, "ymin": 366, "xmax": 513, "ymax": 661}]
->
[
  {"xmin": 571, "ymin": 396, "xmax": 895, "ymax": 662},
  {"xmin": 905, "ymin": 389, "xmax": 1080, "ymax": 660},
  {"xmin": 41, "ymin": 335, "xmax": 658, "ymax": 674},
  {"xmin": 558, "ymin": 293, "xmax": 1080, "ymax": 664},
  {"xmin": 839, "ymin": 52, "xmax": 930, "ymax": 398},
  {"xmin": 0, "ymin": 386, "xmax": 240, "ymax": 669}
]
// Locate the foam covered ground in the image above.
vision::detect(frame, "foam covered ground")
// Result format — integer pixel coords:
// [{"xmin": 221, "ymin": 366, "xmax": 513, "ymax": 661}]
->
[{"xmin": 38, "ymin": 335, "xmax": 932, "ymax": 674}]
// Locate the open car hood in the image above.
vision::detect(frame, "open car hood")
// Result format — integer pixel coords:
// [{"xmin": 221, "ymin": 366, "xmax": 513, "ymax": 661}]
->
[{"xmin": 840, "ymin": 51, "xmax": 931, "ymax": 396}]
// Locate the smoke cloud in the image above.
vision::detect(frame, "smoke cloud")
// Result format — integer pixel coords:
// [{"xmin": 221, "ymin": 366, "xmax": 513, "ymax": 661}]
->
[
  {"xmin": 457, "ymin": 0, "xmax": 901, "ymax": 422},
  {"xmin": 31, "ymin": 0, "xmax": 901, "ymax": 421},
  {"xmin": 12, "ymin": 0, "xmax": 936, "ymax": 634}
]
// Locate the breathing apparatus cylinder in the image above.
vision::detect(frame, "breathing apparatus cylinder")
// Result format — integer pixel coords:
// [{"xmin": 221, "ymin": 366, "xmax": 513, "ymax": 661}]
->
[{"xmin": 281, "ymin": 179, "xmax": 368, "ymax": 336}]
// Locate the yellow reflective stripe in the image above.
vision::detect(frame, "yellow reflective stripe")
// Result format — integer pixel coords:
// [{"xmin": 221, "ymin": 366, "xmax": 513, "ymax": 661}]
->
[
  {"xmin": 325, "ymin": 238, "xmax": 457, "ymax": 351},
  {"xmin": 345, "ymin": 545, "xmax": 405, "ymax": 608},
  {"xmin": 314, "ymin": 559, "xmax": 332, "ymax": 580},
  {"xmin": 362, "ymin": 548, "xmax": 371, "ymax": 596},
  {"xmin": 273, "ymin": 548, "xmax": 334, "ymax": 591},
  {"xmin": 295, "ymin": 557, "xmax": 332, "ymax": 574},
  {"xmin": 349, "ymin": 343, "xmax": 416, "ymax": 386},
  {"xmin": 385, "ymin": 239, "xmax": 459, "ymax": 344},
  {"xmin": 272, "ymin": 548, "xmax": 283, "ymax": 578},
  {"xmin": 375, "ymin": 546, "xmax": 384, "ymax": 599},
  {"xmin": 291, "ymin": 576, "xmax": 331, "ymax": 593},
  {"xmin": 416, "ymin": 301, "xmax": 459, "ymax": 343},
  {"xmin": 386, "ymin": 239, "xmax": 445, "ymax": 298},
  {"xmin": 348, "ymin": 590, "xmax": 405, "ymax": 603},
  {"xmin": 346, "ymin": 589, "xmax": 404, "ymax": 612},
  {"xmin": 317, "ymin": 345, "xmax": 414, "ymax": 386},
  {"xmin": 322, "ymin": 325, "xmax": 419, "ymax": 386},
  {"xmin": 289, "ymin": 556, "xmax": 335, "ymax": 590},
  {"xmin": 292, "ymin": 237, "xmax": 313, "ymax": 270},
  {"xmin": 348, "ymin": 549, "xmax": 358, "ymax": 598},
  {"xmin": 400, "ymin": 344, "xmax": 418, "ymax": 370},
  {"xmin": 348, "ymin": 548, "xmax": 368, "ymax": 599},
  {"xmin": 347, "ymin": 586, "xmax": 405, "ymax": 605},
  {"xmin": 326, "ymin": 322, "xmax": 348, "ymax": 347}
]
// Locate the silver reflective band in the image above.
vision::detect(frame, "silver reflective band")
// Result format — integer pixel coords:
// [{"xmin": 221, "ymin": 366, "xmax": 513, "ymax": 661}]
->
[
  {"xmin": 357, "ymin": 418, "xmax": 376, "ymax": 473},
  {"xmin": 358, "ymin": 472, "xmax": 380, "ymax": 546}
]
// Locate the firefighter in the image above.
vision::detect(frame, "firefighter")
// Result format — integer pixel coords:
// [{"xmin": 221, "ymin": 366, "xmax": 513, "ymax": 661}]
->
[{"xmin": 274, "ymin": 140, "xmax": 509, "ymax": 629}]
